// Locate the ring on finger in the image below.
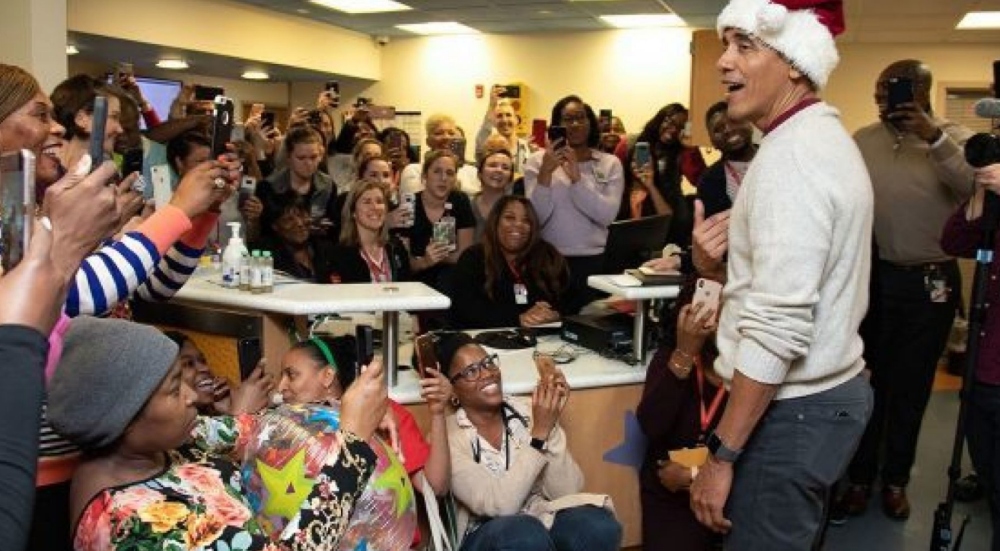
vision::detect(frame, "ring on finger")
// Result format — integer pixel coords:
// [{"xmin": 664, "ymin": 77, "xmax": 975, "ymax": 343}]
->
[{"xmin": 213, "ymin": 177, "xmax": 226, "ymax": 189}]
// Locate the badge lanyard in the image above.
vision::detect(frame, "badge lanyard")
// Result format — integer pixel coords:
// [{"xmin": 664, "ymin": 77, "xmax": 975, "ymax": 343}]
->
[
  {"xmin": 508, "ymin": 259, "xmax": 528, "ymax": 305},
  {"xmin": 360, "ymin": 247, "xmax": 391, "ymax": 283},
  {"xmin": 695, "ymin": 357, "xmax": 727, "ymax": 440}
]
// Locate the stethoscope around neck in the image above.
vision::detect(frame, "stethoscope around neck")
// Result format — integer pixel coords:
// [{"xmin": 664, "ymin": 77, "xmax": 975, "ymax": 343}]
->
[{"xmin": 470, "ymin": 401, "xmax": 529, "ymax": 470}]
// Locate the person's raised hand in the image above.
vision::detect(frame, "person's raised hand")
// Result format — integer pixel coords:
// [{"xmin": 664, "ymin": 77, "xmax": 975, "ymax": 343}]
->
[
  {"xmin": 691, "ymin": 200, "xmax": 730, "ymax": 281},
  {"xmin": 340, "ymin": 356, "xmax": 388, "ymax": 441},
  {"xmin": 419, "ymin": 366, "xmax": 453, "ymax": 416},
  {"xmin": 530, "ymin": 375, "xmax": 564, "ymax": 440},
  {"xmin": 976, "ymin": 163, "xmax": 1000, "ymax": 196},
  {"xmin": 423, "ymin": 241, "xmax": 450, "ymax": 267},
  {"xmin": 228, "ymin": 363, "xmax": 275, "ymax": 414},
  {"xmin": 887, "ymin": 101, "xmax": 939, "ymax": 142},
  {"xmin": 170, "ymin": 151, "xmax": 241, "ymax": 218},
  {"xmin": 675, "ymin": 302, "xmax": 717, "ymax": 357},
  {"xmin": 42, "ymin": 156, "xmax": 121, "ymax": 279}
]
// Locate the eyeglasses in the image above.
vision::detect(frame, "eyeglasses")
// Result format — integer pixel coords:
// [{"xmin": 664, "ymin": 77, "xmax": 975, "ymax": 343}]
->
[
  {"xmin": 450, "ymin": 354, "xmax": 500, "ymax": 383},
  {"xmin": 561, "ymin": 114, "xmax": 589, "ymax": 126}
]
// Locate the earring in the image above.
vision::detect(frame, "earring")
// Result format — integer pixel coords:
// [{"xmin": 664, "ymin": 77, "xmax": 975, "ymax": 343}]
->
[{"xmin": 449, "ymin": 395, "xmax": 460, "ymax": 408}]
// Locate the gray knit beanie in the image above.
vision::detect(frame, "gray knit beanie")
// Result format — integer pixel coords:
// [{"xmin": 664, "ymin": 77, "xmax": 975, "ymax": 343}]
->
[{"xmin": 48, "ymin": 317, "xmax": 179, "ymax": 450}]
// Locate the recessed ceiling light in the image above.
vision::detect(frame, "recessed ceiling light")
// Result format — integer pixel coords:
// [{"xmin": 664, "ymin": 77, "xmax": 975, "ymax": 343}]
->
[
  {"xmin": 956, "ymin": 11, "xmax": 1000, "ymax": 29},
  {"xmin": 66, "ymin": 45, "xmax": 79, "ymax": 55},
  {"xmin": 600, "ymin": 14, "xmax": 686, "ymax": 28},
  {"xmin": 309, "ymin": 0, "xmax": 411, "ymax": 14},
  {"xmin": 395, "ymin": 21, "xmax": 480, "ymax": 35},
  {"xmin": 242, "ymin": 70, "xmax": 270, "ymax": 80},
  {"xmin": 156, "ymin": 59, "xmax": 189, "ymax": 70}
]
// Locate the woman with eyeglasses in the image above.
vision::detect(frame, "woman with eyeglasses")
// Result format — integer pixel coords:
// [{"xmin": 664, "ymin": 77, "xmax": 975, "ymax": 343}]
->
[
  {"xmin": 524, "ymin": 95, "xmax": 624, "ymax": 312},
  {"xmin": 437, "ymin": 332, "xmax": 622, "ymax": 551}
]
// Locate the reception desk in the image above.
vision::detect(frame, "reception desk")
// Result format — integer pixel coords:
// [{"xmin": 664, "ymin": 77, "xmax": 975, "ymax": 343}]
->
[
  {"xmin": 391, "ymin": 335, "xmax": 652, "ymax": 548},
  {"xmin": 133, "ymin": 274, "xmax": 450, "ymax": 386}
]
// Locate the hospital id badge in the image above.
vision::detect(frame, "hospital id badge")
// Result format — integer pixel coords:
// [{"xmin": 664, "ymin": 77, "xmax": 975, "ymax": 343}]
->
[
  {"xmin": 928, "ymin": 276, "xmax": 949, "ymax": 303},
  {"xmin": 514, "ymin": 283, "xmax": 528, "ymax": 305}
]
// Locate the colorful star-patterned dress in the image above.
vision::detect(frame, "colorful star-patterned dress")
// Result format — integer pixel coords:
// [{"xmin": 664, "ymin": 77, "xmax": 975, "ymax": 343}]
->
[{"xmin": 71, "ymin": 421, "xmax": 375, "ymax": 551}]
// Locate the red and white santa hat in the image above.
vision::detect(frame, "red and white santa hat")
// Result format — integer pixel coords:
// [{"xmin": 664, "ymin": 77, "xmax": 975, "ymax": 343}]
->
[{"xmin": 717, "ymin": 0, "xmax": 845, "ymax": 89}]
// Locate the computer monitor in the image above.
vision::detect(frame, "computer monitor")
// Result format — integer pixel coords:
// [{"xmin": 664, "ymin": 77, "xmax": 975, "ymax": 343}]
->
[
  {"xmin": 134, "ymin": 76, "xmax": 182, "ymax": 130},
  {"xmin": 602, "ymin": 214, "xmax": 672, "ymax": 274}
]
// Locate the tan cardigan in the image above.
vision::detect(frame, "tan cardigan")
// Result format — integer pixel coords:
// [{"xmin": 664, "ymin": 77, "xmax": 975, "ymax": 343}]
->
[{"xmin": 447, "ymin": 396, "xmax": 610, "ymax": 542}]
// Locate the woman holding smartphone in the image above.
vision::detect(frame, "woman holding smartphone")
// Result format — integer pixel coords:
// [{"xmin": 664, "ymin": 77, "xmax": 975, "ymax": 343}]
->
[
  {"xmin": 637, "ymin": 281, "xmax": 726, "ymax": 551},
  {"xmin": 523, "ymin": 95, "xmax": 624, "ymax": 311},
  {"xmin": 328, "ymin": 179, "xmax": 410, "ymax": 284},
  {"xmin": 403, "ymin": 150, "xmax": 475, "ymax": 292}
]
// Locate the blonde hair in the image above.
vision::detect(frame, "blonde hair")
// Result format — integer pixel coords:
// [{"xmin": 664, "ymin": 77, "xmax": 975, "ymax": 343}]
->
[
  {"xmin": 340, "ymin": 178, "xmax": 391, "ymax": 247},
  {"xmin": 424, "ymin": 113, "xmax": 456, "ymax": 136},
  {"xmin": 0, "ymin": 64, "xmax": 42, "ymax": 125}
]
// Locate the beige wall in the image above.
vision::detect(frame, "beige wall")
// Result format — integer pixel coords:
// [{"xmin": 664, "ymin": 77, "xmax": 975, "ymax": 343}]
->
[
  {"xmin": 68, "ymin": 0, "xmax": 381, "ymax": 81},
  {"xmin": 365, "ymin": 28, "xmax": 694, "ymax": 143},
  {"xmin": 0, "ymin": 0, "xmax": 68, "ymax": 91},
  {"xmin": 825, "ymin": 42, "xmax": 997, "ymax": 134}
]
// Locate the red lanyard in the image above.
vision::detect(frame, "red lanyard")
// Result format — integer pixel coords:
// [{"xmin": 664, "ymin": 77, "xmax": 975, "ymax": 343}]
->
[
  {"xmin": 695, "ymin": 357, "xmax": 727, "ymax": 437},
  {"xmin": 360, "ymin": 247, "xmax": 391, "ymax": 283},
  {"xmin": 506, "ymin": 259, "xmax": 524, "ymax": 285},
  {"xmin": 723, "ymin": 161, "xmax": 745, "ymax": 189}
]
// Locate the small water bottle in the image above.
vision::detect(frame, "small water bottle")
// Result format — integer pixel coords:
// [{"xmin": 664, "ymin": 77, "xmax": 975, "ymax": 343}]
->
[
  {"xmin": 261, "ymin": 251, "xmax": 274, "ymax": 293},
  {"xmin": 250, "ymin": 250, "xmax": 264, "ymax": 294},
  {"xmin": 239, "ymin": 251, "xmax": 252, "ymax": 291}
]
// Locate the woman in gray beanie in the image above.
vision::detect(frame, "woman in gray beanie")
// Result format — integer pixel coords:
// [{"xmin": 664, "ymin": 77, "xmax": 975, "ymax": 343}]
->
[{"xmin": 48, "ymin": 316, "xmax": 388, "ymax": 551}]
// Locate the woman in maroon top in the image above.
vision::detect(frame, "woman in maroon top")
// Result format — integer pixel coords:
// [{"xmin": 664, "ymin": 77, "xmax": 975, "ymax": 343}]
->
[
  {"xmin": 941, "ymin": 166, "xmax": 1000, "ymax": 551},
  {"xmin": 636, "ymin": 282, "xmax": 726, "ymax": 551}
]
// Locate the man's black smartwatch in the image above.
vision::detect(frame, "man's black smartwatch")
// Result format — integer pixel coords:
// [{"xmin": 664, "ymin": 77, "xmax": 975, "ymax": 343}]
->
[{"xmin": 706, "ymin": 431, "xmax": 742, "ymax": 463}]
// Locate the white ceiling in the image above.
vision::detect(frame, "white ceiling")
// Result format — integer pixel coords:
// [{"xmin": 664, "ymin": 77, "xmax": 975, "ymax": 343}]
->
[{"xmin": 68, "ymin": 0, "xmax": 1000, "ymax": 83}]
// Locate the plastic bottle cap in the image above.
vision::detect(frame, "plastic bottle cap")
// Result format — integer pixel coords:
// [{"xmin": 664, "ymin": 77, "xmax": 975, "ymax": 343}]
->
[
  {"xmin": 252, "ymin": 250, "xmax": 261, "ymax": 257},
  {"xmin": 263, "ymin": 251, "xmax": 272, "ymax": 258}
]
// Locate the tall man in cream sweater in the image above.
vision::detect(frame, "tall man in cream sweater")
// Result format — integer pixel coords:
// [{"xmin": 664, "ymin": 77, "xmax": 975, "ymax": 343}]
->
[{"xmin": 690, "ymin": 1, "xmax": 874, "ymax": 549}]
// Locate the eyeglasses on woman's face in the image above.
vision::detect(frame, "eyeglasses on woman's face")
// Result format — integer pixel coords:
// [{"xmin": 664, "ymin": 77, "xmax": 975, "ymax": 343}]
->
[{"xmin": 450, "ymin": 353, "xmax": 501, "ymax": 383}]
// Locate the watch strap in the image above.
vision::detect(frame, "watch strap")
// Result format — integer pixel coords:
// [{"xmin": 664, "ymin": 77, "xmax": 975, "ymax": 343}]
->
[{"xmin": 706, "ymin": 431, "xmax": 742, "ymax": 463}]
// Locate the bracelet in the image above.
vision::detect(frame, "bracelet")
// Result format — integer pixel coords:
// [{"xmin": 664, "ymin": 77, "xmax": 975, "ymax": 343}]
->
[{"xmin": 669, "ymin": 349, "xmax": 694, "ymax": 377}]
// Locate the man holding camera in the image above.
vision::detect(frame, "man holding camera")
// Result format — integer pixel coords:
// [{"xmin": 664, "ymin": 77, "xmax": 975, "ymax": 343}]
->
[{"xmin": 834, "ymin": 59, "xmax": 976, "ymax": 523}]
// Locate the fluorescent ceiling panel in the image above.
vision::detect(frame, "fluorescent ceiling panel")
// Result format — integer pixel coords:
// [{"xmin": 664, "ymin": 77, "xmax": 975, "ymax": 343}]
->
[
  {"xmin": 309, "ymin": 0, "xmax": 412, "ymax": 14},
  {"xmin": 600, "ymin": 14, "xmax": 686, "ymax": 28},
  {"xmin": 396, "ymin": 21, "xmax": 481, "ymax": 34},
  {"xmin": 956, "ymin": 11, "xmax": 1000, "ymax": 29}
]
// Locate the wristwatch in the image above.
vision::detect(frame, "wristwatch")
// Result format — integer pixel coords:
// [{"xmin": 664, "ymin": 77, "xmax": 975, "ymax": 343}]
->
[{"xmin": 706, "ymin": 431, "xmax": 742, "ymax": 463}]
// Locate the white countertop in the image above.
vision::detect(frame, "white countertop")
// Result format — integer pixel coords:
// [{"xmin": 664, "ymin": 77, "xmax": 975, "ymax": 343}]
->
[
  {"xmin": 388, "ymin": 335, "xmax": 650, "ymax": 404},
  {"xmin": 588, "ymin": 274, "xmax": 681, "ymax": 300},
  {"xmin": 172, "ymin": 275, "xmax": 451, "ymax": 315}
]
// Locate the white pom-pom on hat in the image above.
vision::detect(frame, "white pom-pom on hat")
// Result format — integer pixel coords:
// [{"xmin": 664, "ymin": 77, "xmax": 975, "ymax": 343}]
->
[{"xmin": 756, "ymin": 2, "xmax": 788, "ymax": 33}]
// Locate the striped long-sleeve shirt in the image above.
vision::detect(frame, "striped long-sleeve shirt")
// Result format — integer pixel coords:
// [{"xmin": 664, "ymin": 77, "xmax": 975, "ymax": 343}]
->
[{"xmin": 39, "ymin": 210, "xmax": 219, "ymax": 488}]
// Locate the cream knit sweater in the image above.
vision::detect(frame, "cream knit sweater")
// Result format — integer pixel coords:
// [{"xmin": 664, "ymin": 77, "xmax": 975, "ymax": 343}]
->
[{"xmin": 714, "ymin": 102, "xmax": 873, "ymax": 400}]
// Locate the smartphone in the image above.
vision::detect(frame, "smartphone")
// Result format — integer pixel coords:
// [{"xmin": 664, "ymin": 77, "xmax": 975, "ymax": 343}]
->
[
  {"xmin": 210, "ymin": 96, "xmax": 235, "ymax": 158},
  {"xmin": 150, "ymin": 164, "xmax": 171, "ymax": 207},
  {"xmin": 449, "ymin": 137, "xmax": 467, "ymax": 161},
  {"xmin": 122, "ymin": 147, "xmax": 143, "ymax": 177},
  {"xmin": 414, "ymin": 333, "xmax": 438, "ymax": 378},
  {"xmin": 692, "ymin": 278, "xmax": 723, "ymax": 314},
  {"xmin": 356, "ymin": 97, "xmax": 372, "ymax": 109},
  {"xmin": 115, "ymin": 62, "xmax": 133, "ymax": 82},
  {"xmin": 260, "ymin": 111, "xmax": 275, "ymax": 130},
  {"xmin": 194, "ymin": 85, "xmax": 225, "ymax": 102},
  {"xmin": 0, "ymin": 150, "xmax": 36, "ymax": 273},
  {"xmin": 88, "ymin": 95, "xmax": 108, "ymax": 170},
  {"xmin": 356, "ymin": 324, "xmax": 375, "ymax": 376},
  {"xmin": 534, "ymin": 353, "xmax": 558, "ymax": 381},
  {"xmin": 547, "ymin": 125, "xmax": 567, "ymax": 147},
  {"xmin": 503, "ymin": 84, "xmax": 520, "ymax": 99},
  {"xmin": 531, "ymin": 119, "xmax": 547, "ymax": 147},
  {"xmin": 599, "ymin": 109, "xmax": 612, "ymax": 132},
  {"xmin": 634, "ymin": 141, "xmax": 651, "ymax": 168},
  {"xmin": 886, "ymin": 77, "xmax": 914, "ymax": 112},
  {"xmin": 238, "ymin": 175, "xmax": 256, "ymax": 208},
  {"xmin": 237, "ymin": 336, "xmax": 262, "ymax": 380},
  {"xmin": 386, "ymin": 131, "xmax": 404, "ymax": 153},
  {"xmin": 325, "ymin": 80, "xmax": 340, "ymax": 94}
]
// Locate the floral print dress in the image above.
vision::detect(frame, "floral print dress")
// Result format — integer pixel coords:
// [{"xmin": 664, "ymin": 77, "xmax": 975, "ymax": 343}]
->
[{"xmin": 72, "ymin": 421, "xmax": 375, "ymax": 551}]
